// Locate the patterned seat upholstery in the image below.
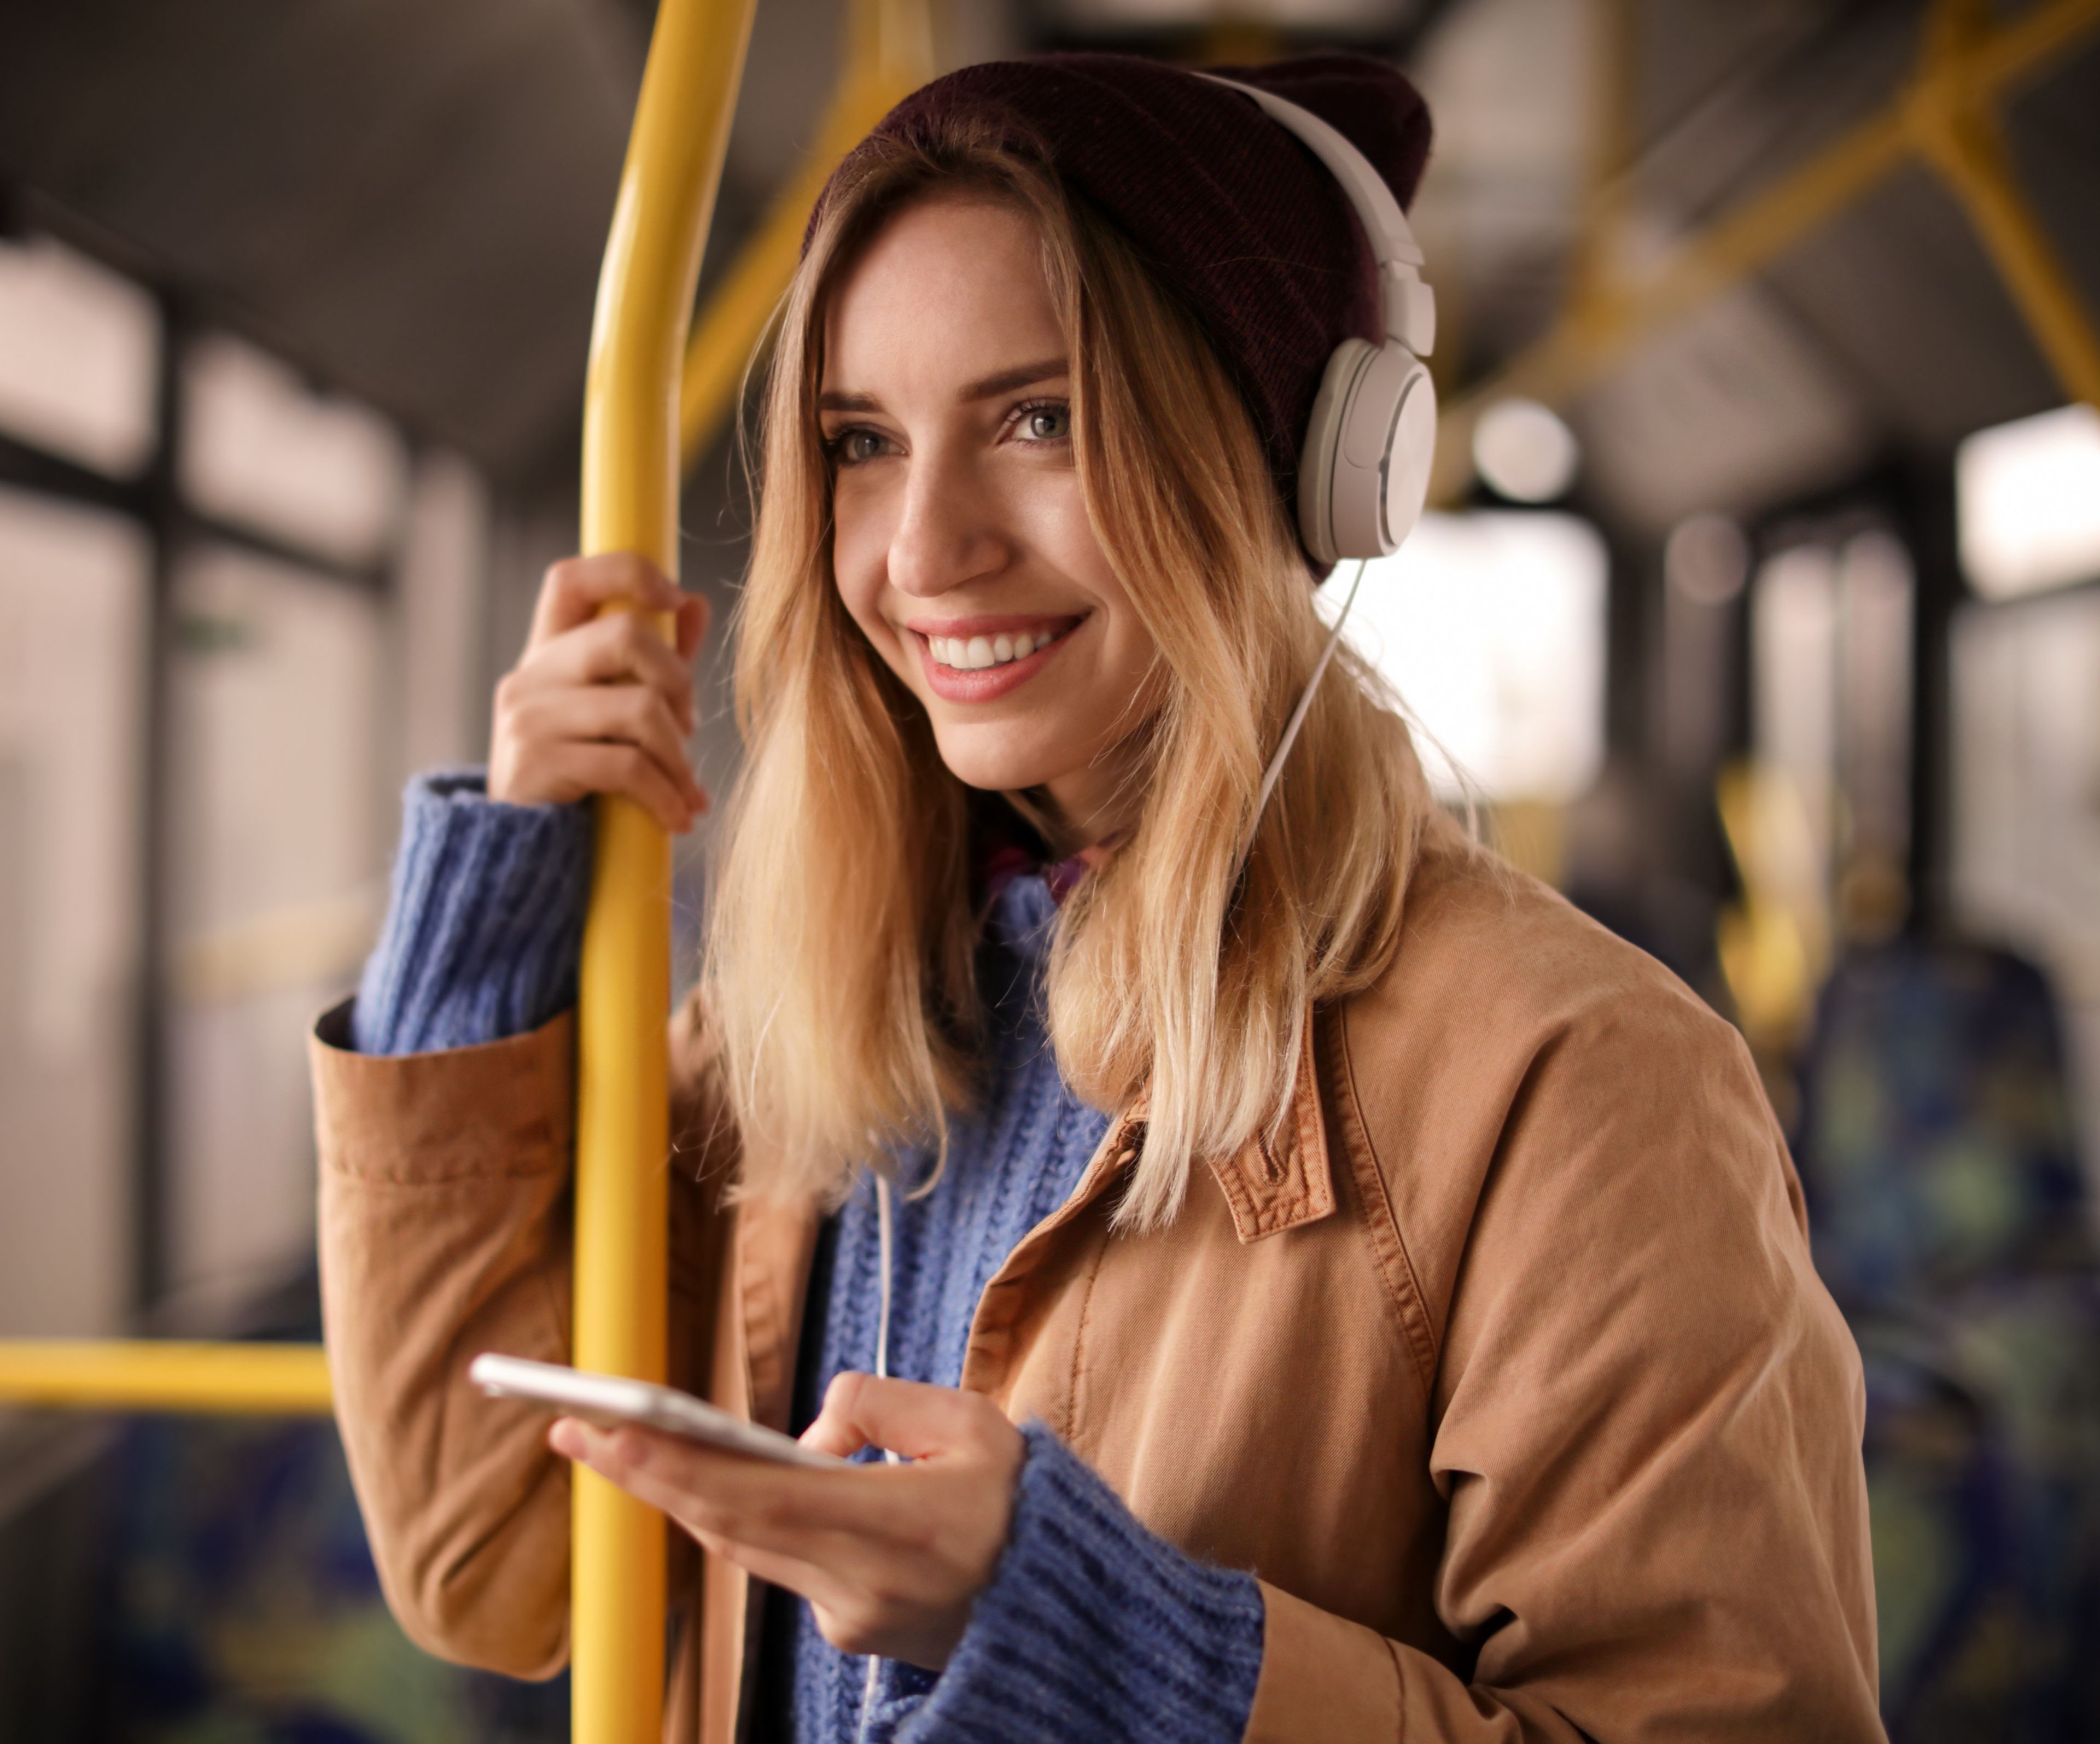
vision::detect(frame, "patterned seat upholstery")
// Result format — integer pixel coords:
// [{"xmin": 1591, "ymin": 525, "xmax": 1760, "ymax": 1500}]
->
[{"xmin": 1796, "ymin": 941, "xmax": 2100, "ymax": 1740}]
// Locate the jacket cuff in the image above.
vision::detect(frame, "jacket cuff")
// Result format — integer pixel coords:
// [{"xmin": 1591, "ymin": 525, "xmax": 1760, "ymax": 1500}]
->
[
  {"xmin": 901, "ymin": 1423, "xmax": 1264, "ymax": 1743},
  {"xmin": 1241, "ymin": 1582, "xmax": 1402, "ymax": 1743},
  {"xmin": 313, "ymin": 999, "xmax": 575, "ymax": 1185},
  {"xmin": 351, "ymin": 768, "xmax": 592, "ymax": 1056}
]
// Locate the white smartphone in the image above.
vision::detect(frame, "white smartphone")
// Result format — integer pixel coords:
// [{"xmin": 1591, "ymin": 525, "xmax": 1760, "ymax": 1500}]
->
[{"xmin": 469, "ymin": 1352, "xmax": 845, "ymax": 1469}]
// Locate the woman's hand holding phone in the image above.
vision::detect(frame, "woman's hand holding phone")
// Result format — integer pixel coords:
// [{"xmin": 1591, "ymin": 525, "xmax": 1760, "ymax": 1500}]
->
[
  {"xmin": 488, "ymin": 552, "xmax": 712, "ymax": 832},
  {"xmin": 550, "ymin": 1371, "xmax": 1025, "ymax": 1671}
]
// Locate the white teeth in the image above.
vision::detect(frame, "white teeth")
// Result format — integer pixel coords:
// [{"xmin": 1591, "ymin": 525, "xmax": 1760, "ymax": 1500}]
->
[{"xmin": 929, "ymin": 628, "xmax": 1056, "ymax": 669}]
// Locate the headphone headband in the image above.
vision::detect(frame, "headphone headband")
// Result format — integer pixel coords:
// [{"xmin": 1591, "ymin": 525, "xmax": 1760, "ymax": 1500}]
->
[{"xmin": 1197, "ymin": 74, "xmax": 1437, "ymax": 358}]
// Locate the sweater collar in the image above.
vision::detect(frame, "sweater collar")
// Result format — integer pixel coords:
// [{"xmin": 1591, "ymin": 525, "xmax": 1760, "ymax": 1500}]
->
[{"xmin": 981, "ymin": 836, "xmax": 1118, "ymax": 911}]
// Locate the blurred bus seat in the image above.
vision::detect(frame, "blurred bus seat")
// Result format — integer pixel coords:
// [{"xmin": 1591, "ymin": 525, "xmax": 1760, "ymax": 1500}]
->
[
  {"xmin": 1796, "ymin": 940, "xmax": 2100, "ymax": 1739},
  {"xmin": 1, "ymin": 1268, "xmax": 570, "ymax": 1741}
]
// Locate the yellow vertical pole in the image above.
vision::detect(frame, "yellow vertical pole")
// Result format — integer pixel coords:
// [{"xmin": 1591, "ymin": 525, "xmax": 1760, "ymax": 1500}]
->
[{"xmin": 575, "ymin": 2, "xmax": 755, "ymax": 1741}]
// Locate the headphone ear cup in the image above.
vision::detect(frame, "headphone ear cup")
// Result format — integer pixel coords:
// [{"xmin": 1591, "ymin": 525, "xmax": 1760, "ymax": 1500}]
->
[
  {"xmin": 1379, "ymin": 361, "xmax": 1437, "ymax": 552},
  {"xmin": 1296, "ymin": 339, "xmax": 1378, "ymax": 568},
  {"xmin": 1298, "ymin": 339, "xmax": 1438, "ymax": 562}
]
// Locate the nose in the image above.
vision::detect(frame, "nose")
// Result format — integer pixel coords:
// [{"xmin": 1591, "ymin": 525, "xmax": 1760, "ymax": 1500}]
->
[{"xmin": 885, "ymin": 441, "xmax": 1010, "ymax": 599}]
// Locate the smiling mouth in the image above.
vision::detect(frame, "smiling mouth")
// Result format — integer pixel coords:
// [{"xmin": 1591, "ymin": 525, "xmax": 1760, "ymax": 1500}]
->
[{"xmin": 923, "ymin": 620, "xmax": 1078, "ymax": 672}]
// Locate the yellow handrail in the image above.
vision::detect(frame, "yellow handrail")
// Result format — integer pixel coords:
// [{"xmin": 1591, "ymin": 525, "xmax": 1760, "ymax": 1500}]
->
[
  {"xmin": 1910, "ymin": 0, "xmax": 2100, "ymax": 407},
  {"xmin": 0, "ymin": 1340, "xmax": 332, "ymax": 1414},
  {"xmin": 575, "ymin": 1, "xmax": 755, "ymax": 1741},
  {"xmin": 1432, "ymin": 0, "xmax": 2100, "ymax": 500}
]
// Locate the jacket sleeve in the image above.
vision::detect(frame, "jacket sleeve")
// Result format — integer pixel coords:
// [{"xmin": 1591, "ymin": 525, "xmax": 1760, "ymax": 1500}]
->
[
  {"xmin": 312, "ymin": 986, "xmax": 737, "ymax": 1678},
  {"xmin": 1242, "ymin": 983, "xmax": 1883, "ymax": 1742}
]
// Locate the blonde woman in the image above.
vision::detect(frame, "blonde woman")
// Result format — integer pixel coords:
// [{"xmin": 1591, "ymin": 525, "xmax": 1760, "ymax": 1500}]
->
[{"xmin": 315, "ymin": 54, "xmax": 1884, "ymax": 1744}]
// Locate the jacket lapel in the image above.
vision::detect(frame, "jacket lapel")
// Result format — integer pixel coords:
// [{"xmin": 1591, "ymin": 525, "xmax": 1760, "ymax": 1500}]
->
[
  {"xmin": 1206, "ymin": 1017, "xmax": 1337, "ymax": 1242},
  {"xmin": 732, "ymin": 1192, "xmax": 822, "ymax": 1434}
]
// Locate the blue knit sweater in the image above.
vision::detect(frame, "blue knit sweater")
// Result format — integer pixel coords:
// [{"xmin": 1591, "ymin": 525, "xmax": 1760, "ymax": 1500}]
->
[{"xmin": 352, "ymin": 772, "xmax": 1267, "ymax": 1742}]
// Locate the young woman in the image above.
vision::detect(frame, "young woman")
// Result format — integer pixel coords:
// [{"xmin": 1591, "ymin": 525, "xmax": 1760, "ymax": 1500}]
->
[{"xmin": 314, "ymin": 53, "xmax": 1884, "ymax": 1744}]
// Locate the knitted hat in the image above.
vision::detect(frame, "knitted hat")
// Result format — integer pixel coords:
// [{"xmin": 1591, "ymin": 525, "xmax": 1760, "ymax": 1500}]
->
[{"xmin": 815, "ymin": 53, "xmax": 1433, "ymax": 528}]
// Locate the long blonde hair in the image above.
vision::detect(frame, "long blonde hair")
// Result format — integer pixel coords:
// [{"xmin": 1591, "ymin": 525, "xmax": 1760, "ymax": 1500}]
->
[{"xmin": 704, "ymin": 114, "xmax": 1431, "ymax": 1228}]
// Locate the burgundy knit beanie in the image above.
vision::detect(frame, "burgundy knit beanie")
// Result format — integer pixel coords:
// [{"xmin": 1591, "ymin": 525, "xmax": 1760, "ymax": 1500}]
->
[{"xmin": 815, "ymin": 53, "xmax": 1433, "ymax": 526}]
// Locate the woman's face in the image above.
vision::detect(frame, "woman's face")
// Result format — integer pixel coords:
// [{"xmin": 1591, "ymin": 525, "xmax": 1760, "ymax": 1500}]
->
[{"xmin": 821, "ymin": 194, "xmax": 1157, "ymax": 849}]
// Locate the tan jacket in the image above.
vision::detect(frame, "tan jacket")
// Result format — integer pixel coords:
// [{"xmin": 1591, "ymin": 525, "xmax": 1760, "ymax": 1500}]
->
[{"xmin": 312, "ymin": 818, "xmax": 1883, "ymax": 1741}]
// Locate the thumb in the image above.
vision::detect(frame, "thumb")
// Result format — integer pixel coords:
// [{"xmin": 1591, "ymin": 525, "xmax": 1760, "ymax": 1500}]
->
[{"xmin": 801, "ymin": 1372, "xmax": 1001, "ymax": 1462}]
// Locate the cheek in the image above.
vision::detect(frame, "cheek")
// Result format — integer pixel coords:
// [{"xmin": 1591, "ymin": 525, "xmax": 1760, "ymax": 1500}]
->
[
  {"xmin": 1031, "ymin": 489, "xmax": 1147, "ymax": 670},
  {"xmin": 829, "ymin": 489, "xmax": 895, "ymax": 653},
  {"xmin": 1017, "ymin": 470, "xmax": 1102, "ymax": 576}
]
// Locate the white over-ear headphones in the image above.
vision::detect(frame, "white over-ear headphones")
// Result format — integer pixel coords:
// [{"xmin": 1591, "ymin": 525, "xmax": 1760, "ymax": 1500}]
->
[{"xmin": 1199, "ymin": 75, "xmax": 1438, "ymax": 566}]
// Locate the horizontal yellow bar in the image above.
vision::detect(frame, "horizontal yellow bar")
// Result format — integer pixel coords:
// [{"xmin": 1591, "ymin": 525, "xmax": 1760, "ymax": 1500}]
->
[{"xmin": 0, "ymin": 1340, "xmax": 333, "ymax": 1415}]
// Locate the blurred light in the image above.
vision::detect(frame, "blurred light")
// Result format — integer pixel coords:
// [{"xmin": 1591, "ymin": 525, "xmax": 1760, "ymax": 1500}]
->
[
  {"xmin": 166, "ymin": 542, "xmax": 387, "ymax": 1308},
  {"xmin": 1665, "ymin": 513, "xmax": 1749, "ymax": 604},
  {"xmin": 1957, "ymin": 403, "xmax": 2100, "ymax": 601},
  {"xmin": 1472, "ymin": 396, "xmax": 1579, "ymax": 503},
  {"xmin": 1322, "ymin": 511, "xmax": 1606, "ymax": 802},
  {"xmin": 182, "ymin": 334, "xmax": 409, "ymax": 570},
  {"xmin": 0, "ymin": 235, "xmax": 159, "ymax": 475},
  {"xmin": 1753, "ymin": 545, "xmax": 1839, "ymax": 831},
  {"xmin": 1950, "ymin": 584, "xmax": 2100, "ymax": 1189}
]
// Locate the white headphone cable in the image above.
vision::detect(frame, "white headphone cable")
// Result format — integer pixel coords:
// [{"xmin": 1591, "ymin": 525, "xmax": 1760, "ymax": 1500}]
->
[
  {"xmin": 1235, "ymin": 556, "xmax": 1370, "ymax": 872},
  {"xmin": 858, "ymin": 1171, "xmax": 903, "ymax": 1737},
  {"xmin": 874, "ymin": 1171, "xmax": 897, "ymax": 1392}
]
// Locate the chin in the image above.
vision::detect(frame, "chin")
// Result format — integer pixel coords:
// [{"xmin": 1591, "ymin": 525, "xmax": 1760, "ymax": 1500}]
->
[{"xmin": 926, "ymin": 722, "xmax": 1066, "ymax": 797}]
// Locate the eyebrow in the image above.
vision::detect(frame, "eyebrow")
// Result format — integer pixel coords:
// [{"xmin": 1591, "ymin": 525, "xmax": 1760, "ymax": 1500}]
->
[{"xmin": 816, "ymin": 358, "xmax": 1069, "ymax": 415}]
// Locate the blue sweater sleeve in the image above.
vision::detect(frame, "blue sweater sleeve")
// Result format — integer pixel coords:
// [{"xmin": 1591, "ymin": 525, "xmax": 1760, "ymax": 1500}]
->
[
  {"xmin": 899, "ymin": 1422, "xmax": 1266, "ymax": 1744},
  {"xmin": 349, "ymin": 769, "xmax": 593, "ymax": 1056}
]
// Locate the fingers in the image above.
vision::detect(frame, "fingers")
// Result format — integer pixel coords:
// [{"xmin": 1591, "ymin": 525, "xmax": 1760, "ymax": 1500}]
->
[
  {"xmin": 554, "ymin": 1421, "xmax": 873, "ymax": 1559},
  {"xmin": 555, "ymin": 1417, "xmax": 925, "ymax": 1544},
  {"xmin": 529, "ymin": 610, "xmax": 701, "ymax": 730},
  {"xmin": 500, "ymin": 686, "xmax": 707, "ymax": 825},
  {"xmin": 687, "ymin": 1527, "xmax": 843, "ymax": 1611},
  {"xmin": 552, "ymin": 1411, "xmax": 1013, "ymax": 1670},
  {"xmin": 529, "ymin": 552, "xmax": 689, "ymax": 648},
  {"xmin": 804, "ymin": 1372, "xmax": 1018, "ymax": 1466},
  {"xmin": 556, "ymin": 743, "xmax": 705, "ymax": 833},
  {"xmin": 491, "ymin": 604, "xmax": 710, "ymax": 821},
  {"xmin": 490, "ymin": 714, "xmax": 703, "ymax": 832}
]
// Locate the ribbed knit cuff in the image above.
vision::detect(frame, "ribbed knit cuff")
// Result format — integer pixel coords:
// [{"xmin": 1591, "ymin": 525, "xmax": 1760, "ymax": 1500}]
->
[
  {"xmin": 900, "ymin": 1424, "xmax": 1266, "ymax": 1744},
  {"xmin": 349, "ymin": 768, "xmax": 592, "ymax": 1057}
]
